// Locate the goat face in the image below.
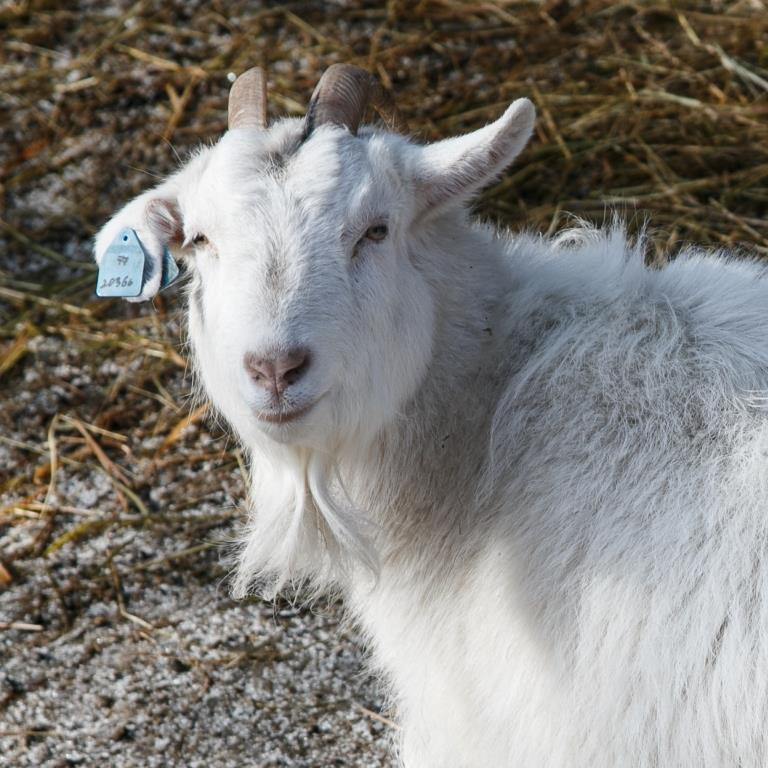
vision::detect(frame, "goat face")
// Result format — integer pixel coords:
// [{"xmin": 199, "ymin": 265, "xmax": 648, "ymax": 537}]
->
[{"xmin": 182, "ymin": 122, "xmax": 435, "ymax": 450}]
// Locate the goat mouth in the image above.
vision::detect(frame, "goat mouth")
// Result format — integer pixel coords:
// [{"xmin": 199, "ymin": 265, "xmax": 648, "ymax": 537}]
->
[{"xmin": 254, "ymin": 402, "xmax": 315, "ymax": 424}]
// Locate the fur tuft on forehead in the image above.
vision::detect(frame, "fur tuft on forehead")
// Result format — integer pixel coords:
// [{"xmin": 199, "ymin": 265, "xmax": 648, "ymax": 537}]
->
[{"xmin": 206, "ymin": 119, "xmax": 303, "ymax": 183}]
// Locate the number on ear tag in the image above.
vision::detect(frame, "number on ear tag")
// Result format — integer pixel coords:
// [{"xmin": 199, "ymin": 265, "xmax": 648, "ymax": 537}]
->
[{"xmin": 96, "ymin": 228, "xmax": 146, "ymax": 297}]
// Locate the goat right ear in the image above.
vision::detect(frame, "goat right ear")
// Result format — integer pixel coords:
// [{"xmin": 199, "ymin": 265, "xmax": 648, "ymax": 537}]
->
[{"xmin": 413, "ymin": 98, "xmax": 536, "ymax": 215}]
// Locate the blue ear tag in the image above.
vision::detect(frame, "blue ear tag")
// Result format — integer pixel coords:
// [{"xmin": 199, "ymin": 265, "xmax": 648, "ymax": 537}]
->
[
  {"xmin": 96, "ymin": 228, "xmax": 180, "ymax": 297},
  {"xmin": 96, "ymin": 228, "xmax": 146, "ymax": 297}
]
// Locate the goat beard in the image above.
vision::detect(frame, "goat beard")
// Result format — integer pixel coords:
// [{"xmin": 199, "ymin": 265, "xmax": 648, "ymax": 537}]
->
[{"xmin": 231, "ymin": 442, "xmax": 380, "ymax": 600}]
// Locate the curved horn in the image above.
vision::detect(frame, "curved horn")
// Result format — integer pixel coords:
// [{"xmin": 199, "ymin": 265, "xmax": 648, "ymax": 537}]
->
[
  {"xmin": 228, "ymin": 67, "xmax": 268, "ymax": 130},
  {"xmin": 303, "ymin": 63, "xmax": 403, "ymax": 139}
]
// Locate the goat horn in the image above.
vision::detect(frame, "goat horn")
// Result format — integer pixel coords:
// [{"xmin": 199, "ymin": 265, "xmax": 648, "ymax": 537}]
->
[
  {"xmin": 303, "ymin": 63, "xmax": 404, "ymax": 139},
  {"xmin": 228, "ymin": 67, "xmax": 268, "ymax": 130}
]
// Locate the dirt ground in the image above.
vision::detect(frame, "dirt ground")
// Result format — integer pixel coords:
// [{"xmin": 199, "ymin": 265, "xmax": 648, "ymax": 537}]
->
[{"xmin": 1, "ymin": 1, "xmax": 767, "ymax": 766}]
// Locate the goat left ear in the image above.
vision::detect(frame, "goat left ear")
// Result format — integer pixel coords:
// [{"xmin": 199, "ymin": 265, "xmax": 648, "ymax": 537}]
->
[{"xmin": 413, "ymin": 98, "xmax": 536, "ymax": 214}]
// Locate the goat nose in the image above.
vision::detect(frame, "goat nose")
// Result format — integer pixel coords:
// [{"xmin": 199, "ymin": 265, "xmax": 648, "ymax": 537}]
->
[{"xmin": 244, "ymin": 348, "xmax": 311, "ymax": 396}]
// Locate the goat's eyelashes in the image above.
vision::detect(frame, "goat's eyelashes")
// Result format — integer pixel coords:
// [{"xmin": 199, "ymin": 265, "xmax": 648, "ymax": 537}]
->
[{"xmin": 191, "ymin": 233, "xmax": 209, "ymax": 248}]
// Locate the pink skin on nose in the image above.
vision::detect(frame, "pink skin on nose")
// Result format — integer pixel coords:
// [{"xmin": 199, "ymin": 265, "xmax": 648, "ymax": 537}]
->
[{"xmin": 243, "ymin": 348, "xmax": 311, "ymax": 403}]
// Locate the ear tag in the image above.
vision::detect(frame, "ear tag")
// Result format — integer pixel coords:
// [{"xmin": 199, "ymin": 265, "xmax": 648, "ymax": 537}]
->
[
  {"xmin": 96, "ymin": 229, "xmax": 181, "ymax": 297},
  {"xmin": 160, "ymin": 246, "xmax": 179, "ymax": 290},
  {"xmin": 96, "ymin": 228, "xmax": 146, "ymax": 297}
]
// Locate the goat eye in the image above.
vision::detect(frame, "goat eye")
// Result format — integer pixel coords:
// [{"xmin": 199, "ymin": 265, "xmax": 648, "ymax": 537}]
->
[
  {"xmin": 352, "ymin": 222, "xmax": 389, "ymax": 259},
  {"xmin": 364, "ymin": 224, "xmax": 388, "ymax": 242},
  {"xmin": 192, "ymin": 233, "xmax": 208, "ymax": 247}
]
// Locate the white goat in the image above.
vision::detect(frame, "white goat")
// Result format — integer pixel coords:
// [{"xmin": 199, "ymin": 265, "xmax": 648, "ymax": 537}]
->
[{"xmin": 95, "ymin": 65, "xmax": 768, "ymax": 767}]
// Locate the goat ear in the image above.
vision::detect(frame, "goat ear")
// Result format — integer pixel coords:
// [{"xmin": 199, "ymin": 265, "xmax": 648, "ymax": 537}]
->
[
  {"xmin": 145, "ymin": 197, "xmax": 183, "ymax": 246},
  {"xmin": 413, "ymin": 98, "xmax": 535, "ymax": 214}
]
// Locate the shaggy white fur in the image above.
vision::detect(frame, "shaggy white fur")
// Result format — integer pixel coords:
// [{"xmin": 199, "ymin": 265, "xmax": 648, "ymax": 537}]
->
[{"xmin": 95, "ymin": 90, "xmax": 768, "ymax": 767}]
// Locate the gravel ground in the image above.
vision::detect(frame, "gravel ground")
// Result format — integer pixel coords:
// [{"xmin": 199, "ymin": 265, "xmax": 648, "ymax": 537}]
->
[{"xmin": 1, "ymin": 576, "xmax": 392, "ymax": 768}]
